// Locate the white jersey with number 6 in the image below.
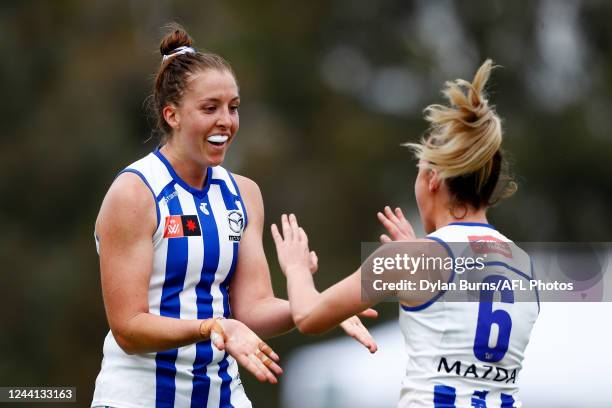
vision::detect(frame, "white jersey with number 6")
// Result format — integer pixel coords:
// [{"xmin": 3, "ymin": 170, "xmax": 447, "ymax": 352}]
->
[{"xmin": 398, "ymin": 222, "xmax": 539, "ymax": 408}]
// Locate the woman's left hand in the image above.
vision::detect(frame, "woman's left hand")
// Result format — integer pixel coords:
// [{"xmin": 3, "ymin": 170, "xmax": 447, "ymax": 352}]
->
[{"xmin": 271, "ymin": 214, "xmax": 313, "ymax": 276}]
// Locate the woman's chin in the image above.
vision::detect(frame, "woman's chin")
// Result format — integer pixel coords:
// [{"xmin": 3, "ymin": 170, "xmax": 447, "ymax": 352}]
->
[{"xmin": 205, "ymin": 152, "xmax": 226, "ymax": 167}]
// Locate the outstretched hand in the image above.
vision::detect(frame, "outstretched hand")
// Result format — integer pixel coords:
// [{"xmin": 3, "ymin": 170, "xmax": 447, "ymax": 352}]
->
[
  {"xmin": 271, "ymin": 214, "xmax": 314, "ymax": 276},
  {"xmin": 211, "ymin": 318, "xmax": 283, "ymax": 384},
  {"xmin": 272, "ymin": 214, "xmax": 379, "ymax": 353},
  {"xmin": 339, "ymin": 309, "xmax": 379, "ymax": 353},
  {"xmin": 377, "ymin": 206, "xmax": 416, "ymax": 242}
]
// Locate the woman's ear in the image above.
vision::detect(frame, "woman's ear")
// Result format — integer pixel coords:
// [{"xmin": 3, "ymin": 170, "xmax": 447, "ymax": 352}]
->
[
  {"xmin": 162, "ymin": 104, "xmax": 180, "ymax": 131},
  {"xmin": 428, "ymin": 169, "xmax": 441, "ymax": 193}
]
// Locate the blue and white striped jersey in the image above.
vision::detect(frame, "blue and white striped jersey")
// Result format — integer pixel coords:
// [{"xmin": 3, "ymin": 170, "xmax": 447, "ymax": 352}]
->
[
  {"xmin": 398, "ymin": 223, "xmax": 539, "ymax": 408},
  {"xmin": 92, "ymin": 150, "xmax": 252, "ymax": 408}
]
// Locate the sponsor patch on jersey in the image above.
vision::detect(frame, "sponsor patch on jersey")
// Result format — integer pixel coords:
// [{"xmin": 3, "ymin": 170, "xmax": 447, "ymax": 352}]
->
[
  {"xmin": 468, "ymin": 235, "xmax": 513, "ymax": 258},
  {"xmin": 227, "ymin": 210, "xmax": 244, "ymax": 241},
  {"xmin": 163, "ymin": 215, "xmax": 202, "ymax": 238}
]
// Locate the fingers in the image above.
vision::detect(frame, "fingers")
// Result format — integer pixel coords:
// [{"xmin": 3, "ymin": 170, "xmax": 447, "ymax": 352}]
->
[
  {"xmin": 235, "ymin": 348, "xmax": 282, "ymax": 384},
  {"xmin": 384, "ymin": 206, "xmax": 401, "ymax": 225},
  {"xmin": 275, "ymin": 214, "xmax": 304, "ymax": 243},
  {"xmin": 255, "ymin": 349, "xmax": 283, "ymax": 376},
  {"xmin": 236, "ymin": 353, "xmax": 268, "ymax": 383},
  {"xmin": 341, "ymin": 317, "xmax": 378, "ymax": 354},
  {"xmin": 209, "ymin": 320, "xmax": 226, "ymax": 350},
  {"xmin": 377, "ymin": 211, "xmax": 400, "ymax": 238},
  {"xmin": 378, "ymin": 206, "xmax": 415, "ymax": 241},
  {"xmin": 380, "ymin": 234, "xmax": 392, "ymax": 243},
  {"xmin": 352, "ymin": 324, "xmax": 378, "ymax": 354},
  {"xmin": 211, "ymin": 331, "xmax": 225, "ymax": 350},
  {"xmin": 258, "ymin": 341, "xmax": 280, "ymax": 362},
  {"xmin": 248, "ymin": 353, "xmax": 278, "ymax": 384},
  {"xmin": 281, "ymin": 214, "xmax": 292, "ymax": 241},
  {"xmin": 246, "ymin": 340, "xmax": 283, "ymax": 383},
  {"xmin": 309, "ymin": 251, "xmax": 318, "ymax": 274},
  {"xmin": 289, "ymin": 214, "xmax": 302, "ymax": 242},
  {"xmin": 271, "ymin": 223, "xmax": 282, "ymax": 245},
  {"xmin": 298, "ymin": 227, "xmax": 308, "ymax": 244},
  {"xmin": 394, "ymin": 206, "xmax": 407, "ymax": 222},
  {"xmin": 358, "ymin": 308, "xmax": 379, "ymax": 319}
]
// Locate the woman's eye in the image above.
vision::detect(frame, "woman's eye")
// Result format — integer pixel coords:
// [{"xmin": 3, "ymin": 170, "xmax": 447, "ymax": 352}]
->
[
  {"xmin": 202, "ymin": 106, "xmax": 216, "ymax": 113},
  {"xmin": 230, "ymin": 105, "xmax": 240, "ymax": 113}
]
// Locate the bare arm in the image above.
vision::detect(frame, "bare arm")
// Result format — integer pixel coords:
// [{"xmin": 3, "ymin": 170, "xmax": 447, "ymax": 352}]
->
[
  {"xmin": 271, "ymin": 213, "xmax": 443, "ymax": 335},
  {"xmin": 97, "ymin": 173, "xmax": 281, "ymax": 383},
  {"xmin": 231, "ymin": 176, "xmax": 378, "ymax": 352},
  {"xmin": 271, "ymin": 214, "xmax": 375, "ymax": 334},
  {"xmin": 97, "ymin": 172, "xmax": 204, "ymax": 353},
  {"xmin": 230, "ymin": 175, "xmax": 295, "ymax": 338}
]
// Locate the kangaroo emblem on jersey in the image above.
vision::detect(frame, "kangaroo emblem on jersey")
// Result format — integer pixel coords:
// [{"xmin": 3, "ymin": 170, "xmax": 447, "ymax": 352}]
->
[
  {"xmin": 199, "ymin": 202, "xmax": 210, "ymax": 215},
  {"xmin": 227, "ymin": 210, "xmax": 244, "ymax": 241}
]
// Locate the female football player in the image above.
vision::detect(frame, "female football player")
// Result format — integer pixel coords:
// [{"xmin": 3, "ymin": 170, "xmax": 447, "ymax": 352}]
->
[
  {"xmin": 272, "ymin": 59, "xmax": 538, "ymax": 407},
  {"xmin": 91, "ymin": 23, "xmax": 376, "ymax": 408}
]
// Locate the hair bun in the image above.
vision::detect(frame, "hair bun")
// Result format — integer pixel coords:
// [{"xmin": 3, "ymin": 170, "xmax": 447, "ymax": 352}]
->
[{"xmin": 159, "ymin": 23, "xmax": 193, "ymax": 57}]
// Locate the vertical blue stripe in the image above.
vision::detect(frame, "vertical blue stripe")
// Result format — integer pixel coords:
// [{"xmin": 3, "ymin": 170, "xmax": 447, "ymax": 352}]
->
[
  {"xmin": 218, "ymin": 352, "xmax": 233, "ymax": 407},
  {"xmin": 216, "ymin": 181, "xmax": 240, "ymax": 408},
  {"xmin": 501, "ymin": 393, "xmax": 516, "ymax": 407},
  {"xmin": 220, "ymin": 242, "xmax": 238, "ymax": 318},
  {"xmin": 471, "ymin": 390, "xmax": 488, "ymax": 407},
  {"xmin": 191, "ymin": 194, "xmax": 218, "ymax": 408},
  {"xmin": 189, "ymin": 180, "xmax": 243, "ymax": 408},
  {"xmin": 213, "ymin": 180, "xmax": 242, "ymax": 297},
  {"xmin": 217, "ymin": 241, "xmax": 239, "ymax": 407},
  {"xmin": 156, "ymin": 184, "xmax": 186, "ymax": 408},
  {"xmin": 433, "ymin": 385, "xmax": 456, "ymax": 408},
  {"xmin": 226, "ymin": 171, "xmax": 249, "ymax": 227},
  {"xmin": 530, "ymin": 259, "xmax": 541, "ymax": 313}
]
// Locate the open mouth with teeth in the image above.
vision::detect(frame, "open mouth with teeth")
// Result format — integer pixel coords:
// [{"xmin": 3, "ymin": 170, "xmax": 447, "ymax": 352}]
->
[{"xmin": 207, "ymin": 135, "xmax": 229, "ymax": 146}]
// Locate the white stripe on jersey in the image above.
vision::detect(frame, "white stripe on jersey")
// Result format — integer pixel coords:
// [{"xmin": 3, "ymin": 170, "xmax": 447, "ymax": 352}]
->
[{"xmin": 92, "ymin": 151, "xmax": 251, "ymax": 408}]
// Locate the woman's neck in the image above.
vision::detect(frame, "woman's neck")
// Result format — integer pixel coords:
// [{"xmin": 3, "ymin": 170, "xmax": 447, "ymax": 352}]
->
[
  {"xmin": 160, "ymin": 144, "xmax": 209, "ymax": 190},
  {"xmin": 434, "ymin": 206, "xmax": 489, "ymax": 230}
]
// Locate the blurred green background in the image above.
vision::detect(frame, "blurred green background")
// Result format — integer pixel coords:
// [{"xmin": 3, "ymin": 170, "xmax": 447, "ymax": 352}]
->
[{"xmin": 1, "ymin": 0, "xmax": 611, "ymax": 407}]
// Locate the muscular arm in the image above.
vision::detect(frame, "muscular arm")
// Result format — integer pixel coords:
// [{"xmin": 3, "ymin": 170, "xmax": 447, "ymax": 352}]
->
[
  {"xmin": 97, "ymin": 172, "xmax": 283, "ymax": 382},
  {"xmin": 97, "ymin": 173, "xmax": 204, "ymax": 354},
  {"xmin": 229, "ymin": 175, "xmax": 294, "ymax": 339}
]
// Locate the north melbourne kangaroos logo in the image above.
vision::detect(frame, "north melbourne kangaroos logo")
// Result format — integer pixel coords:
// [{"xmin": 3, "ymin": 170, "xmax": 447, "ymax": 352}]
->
[{"xmin": 227, "ymin": 210, "xmax": 244, "ymax": 241}]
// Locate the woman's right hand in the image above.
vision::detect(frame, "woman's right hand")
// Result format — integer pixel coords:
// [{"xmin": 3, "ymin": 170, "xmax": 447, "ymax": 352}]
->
[
  {"xmin": 208, "ymin": 318, "xmax": 283, "ymax": 384},
  {"xmin": 377, "ymin": 206, "xmax": 416, "ymax": 242}
]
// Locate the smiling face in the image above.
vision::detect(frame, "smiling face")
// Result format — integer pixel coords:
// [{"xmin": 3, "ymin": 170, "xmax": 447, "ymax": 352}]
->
[{"xmin": 163, "ymin": 69, "xmax": 240, "ymax": 167}]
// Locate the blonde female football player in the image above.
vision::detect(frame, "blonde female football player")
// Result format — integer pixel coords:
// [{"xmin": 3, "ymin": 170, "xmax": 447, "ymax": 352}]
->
[
  {"xmin": 91, "ymin": 24, "xmax": 376, "ymax": 408},
  {"xmin": 272, "ymin": 60, "xmax": 539, "ymax": 407}
]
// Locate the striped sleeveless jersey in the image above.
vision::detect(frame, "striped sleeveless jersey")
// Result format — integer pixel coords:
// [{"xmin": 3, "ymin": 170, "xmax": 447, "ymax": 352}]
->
[
  {"xmin": 398, "ymin": 223, "xmax": 539, "ymax": 408},
  {"xmin": 92, "ymin": 150, "xmax": 252, "ymax": 408}
]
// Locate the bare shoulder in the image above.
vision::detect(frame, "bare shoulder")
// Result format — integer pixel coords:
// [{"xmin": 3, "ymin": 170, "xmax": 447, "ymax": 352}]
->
[
  {"xmin": 232, "ymin": 174, "xmax": 261, "ymax": 199},
  {"xmin": 232, "ymin": 173, "xmax": 263, "ymax": 209},
  {"xmin": 96, "ymin": 172, "xmax": 157, "ymax": 238}
]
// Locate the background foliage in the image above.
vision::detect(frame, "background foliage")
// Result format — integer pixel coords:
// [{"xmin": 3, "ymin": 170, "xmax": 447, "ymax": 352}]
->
[{"xmin": 1, "ymin": 1, "xmax": 611, "ymax": 406}]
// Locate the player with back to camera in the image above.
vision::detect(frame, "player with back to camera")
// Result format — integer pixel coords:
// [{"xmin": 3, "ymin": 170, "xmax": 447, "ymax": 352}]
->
[
  {"xmin": 272, "ymin": 60, "xmax": 539, "ymax": 407},
  {"xmin": 91, "ymin": 24, "xmax": 377, "ymax": 408}
]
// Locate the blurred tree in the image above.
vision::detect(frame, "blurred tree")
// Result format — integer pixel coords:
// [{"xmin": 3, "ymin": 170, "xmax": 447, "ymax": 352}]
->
[{"xmin": 0, "ymin": 0, "xmax": 610, "ymax": 407}]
